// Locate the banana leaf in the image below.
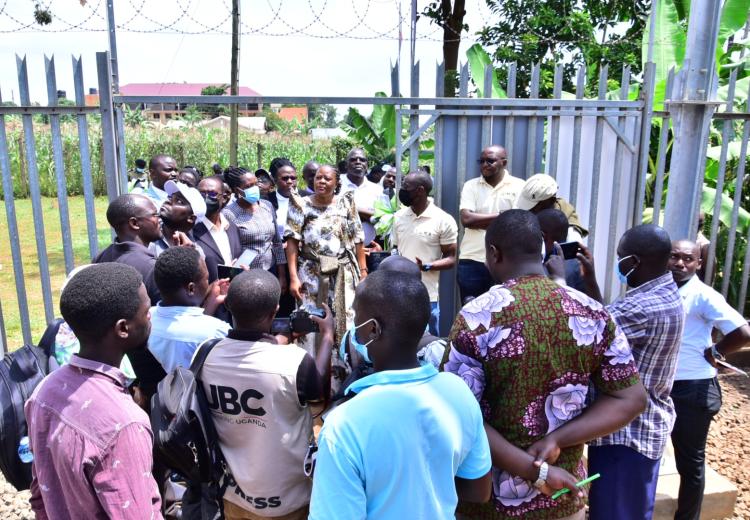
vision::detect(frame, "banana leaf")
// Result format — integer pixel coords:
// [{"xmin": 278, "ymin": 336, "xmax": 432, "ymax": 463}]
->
[
  {"xmin": 701, "ymin": 186, "xmax": 750, "ymax": 233},
  {"xmin": 466, "ymin": 44, "xmax": 506, "ymax": 99},
  {"xmin": 642, "ymin": 0, "xmax": 686, "ymax": 111}
]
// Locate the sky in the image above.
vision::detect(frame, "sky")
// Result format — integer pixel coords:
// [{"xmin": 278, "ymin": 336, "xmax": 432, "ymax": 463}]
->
[{"xmin": 0, "ymin": 0, "xmax": 496, "ymax": 113}]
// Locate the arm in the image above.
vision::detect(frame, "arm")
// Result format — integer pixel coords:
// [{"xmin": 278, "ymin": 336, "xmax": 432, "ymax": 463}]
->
[
  {"xmin": 286, "ymin": 238, "xmax": 303, "ymax": 301},
  {"xmin": 527, "ymin": 384, "xmax": 647, "ymax": 464},
  {"xmin": 706, "ymin": 323, "xmax": 750, "ymax": 366},
  {"xmin": 460, "ymin": 209, "xmax": 498, "ymax": 230},
  {"xmin": 456, "ymin": 472, "xmax": 492, "ymax": 503},
  {"xmin": 356, "ymin": 243, "xmax": 367, "ymax": 279},
  {"xmin": 576, "ymin": 244, "xmax": 604, "ymax": 303},
  {"xmin": 310, "ymin": 303, "xmax": 335, "ymax": 397},
  {"xmin": 433, "ymin": 242, "xmax": 458, "ymax": 270},
  {"xmin": 29, "ymin": 457, "xmax": 49, "ymax": 520},
  {"xmin": 91, "ymin": 423, "xmax": 162, "ymax": 519},
  {"xmin": 309, "ymin": 431, "xmax": 367, "ymax": 520}
]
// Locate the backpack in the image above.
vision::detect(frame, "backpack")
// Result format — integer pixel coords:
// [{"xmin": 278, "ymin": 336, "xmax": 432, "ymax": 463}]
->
[
  {"xmin": 0, "ymin": 319, "xmax": 63, "ymax": 490},
  {"xmin": 151, "ymin": 338, "xmax": 230, "ymax": 519}
]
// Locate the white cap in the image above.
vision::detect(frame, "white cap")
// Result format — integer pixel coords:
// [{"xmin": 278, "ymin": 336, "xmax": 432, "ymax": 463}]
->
[
  {"xmin": 515, "ymin": 174, "xmax": 558, "ymax": 211},
  {"xmin": 164, "ymin": 180, "xmax": 207, "ymax": 220}
]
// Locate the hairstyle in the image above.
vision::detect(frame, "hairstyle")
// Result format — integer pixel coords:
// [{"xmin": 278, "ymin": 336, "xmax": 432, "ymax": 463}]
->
[
  {"xmin": 418, "ymin": 165, "xmax": 431, "ymax": 175},
  {"xmin": 212, "ymin": 163, "xmax": 223, "ymax": 176},
  {"xmin": 536, "ymin": 208, "xmax": 569, "ymax": 244},
  {"xmin": 357, "ymin": 270, "xmax": 430, "ymax": 344},
  {"xmin": 337, "ymin": 159, "xmax": 347, "ymax": 174},
  {"xmin": 223, "ymin": 166, "xmax": 251, "ymax": 190},
  {"xmin": 135, "ymin": 158, "xmax": 147, "ymax": 169},
  {"xmin": 346, "ymin": 147, "xmax": 367, "ymax": 162},
  {"xmin": 269, "ymin": 157, "xmax": 295, "ymax": 179},
  {"xmin": 377, "ymin": 255, "xmax": 422, "ymax": 280},
  {"xmin": 407, "ymin": 171, "xmax": 433, "ymax": 194},
  {"xmin": 106, "ymin": 194, "xmax": 143, "ymax": 228},
  {"xmin": 621, "ymin": 224, "xmax": 672, "ymax": 262},
  {"xmin": 60, "ymin": 263, "xmax": 143, "ymax": 339},
  {"xmin": 486, "ymin": 209, "xmax": 543, "ymax": 257},
  {"xmin": 317, "ymin": 164, "xmax": 342, "ymax": 195},
  {"xmin": 181, "ymin": 165, "xmax": 203, "ymax": 179},
  {"xmin": 153, "ymin": 246, "xmax": 203, "ymax": 295},
  {"xmin": 148, "ymin": 154, "xmax": 171, "ymax": 171},
  {"xmin": 225, "ymin": 269, "xmax": 280, "ymax": 322}
]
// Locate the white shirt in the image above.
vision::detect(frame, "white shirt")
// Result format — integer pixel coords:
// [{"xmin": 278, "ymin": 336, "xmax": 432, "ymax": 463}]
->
[
  {"xmin": 341, "ymin": 176, "xmax": 382, "ymax": 245},
  {"xmin": 200, "ymin": 214, "xmax": 233, "ymax": 265},
  {"xmin": 675, "ymin": 275, "xmax": 747, "ymax": 380},
  {"xmin": 276, "ymin": 192, "xmax": 290, "ymax": 238}
]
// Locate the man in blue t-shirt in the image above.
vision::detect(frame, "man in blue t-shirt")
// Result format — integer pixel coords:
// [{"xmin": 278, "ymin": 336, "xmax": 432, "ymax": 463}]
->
[{"xmin": 309, "ymin": 271, "xmax": 492, "ymax": 519}]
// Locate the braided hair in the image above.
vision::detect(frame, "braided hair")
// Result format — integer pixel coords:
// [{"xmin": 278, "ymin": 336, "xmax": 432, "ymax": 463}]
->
[{"xmin": 223, "ymin": 166, "xmax": 252, "ymax": 190}]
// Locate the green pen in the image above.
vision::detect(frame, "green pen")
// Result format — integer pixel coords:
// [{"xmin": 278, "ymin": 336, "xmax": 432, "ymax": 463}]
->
[{"xmin": 551, "ymin": 473, "xmax": 601, "ymax": 500}]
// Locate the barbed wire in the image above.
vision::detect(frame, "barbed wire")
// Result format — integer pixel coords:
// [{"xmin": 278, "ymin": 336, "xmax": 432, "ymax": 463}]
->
[{"xmin": 0, "ymin": 0, "xmax": 464, "ymax": 41}]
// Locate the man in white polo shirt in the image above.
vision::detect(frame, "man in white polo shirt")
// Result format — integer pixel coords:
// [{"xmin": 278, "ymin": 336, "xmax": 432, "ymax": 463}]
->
[
  {"xmin": 392, "ymin": 171, "xmax": 457, "ymax": 336},
  {"xmin": 340, "ymin": 148, "xmax": 383, "ymax": 246},
  {"xmin": 458, "ymin": 145, "xmax": 524, "ymax": 302},
  {"xmin": 668, "ymin": 239, "xmax": 750, "ymax": 520}
]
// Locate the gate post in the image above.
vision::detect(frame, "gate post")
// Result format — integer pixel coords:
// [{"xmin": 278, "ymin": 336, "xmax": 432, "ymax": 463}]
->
[
  {"xmin": 96, "ymin": 51, "xmax": 122, "ymax": 202},
  {"xmin": 663, "ymin": 1, "xmax": 722, "ymax": 240}
]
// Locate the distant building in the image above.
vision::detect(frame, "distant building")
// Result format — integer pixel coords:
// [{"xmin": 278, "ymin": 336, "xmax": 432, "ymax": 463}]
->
[
  {"xmin": 118, "ymin": 83, "xmax": 263, "ymax": 124},
  {"xmin": 276, "ymin": 106, "xmax": 308, "ymax": 123}
]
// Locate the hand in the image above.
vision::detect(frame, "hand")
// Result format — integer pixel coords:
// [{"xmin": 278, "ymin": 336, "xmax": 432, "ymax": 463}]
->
[
  {"xmin": 576, "ymin": 244, "xmax": 596, "ymax": 281},
  {"xmin": 368, "ymin": 241, "xmax": 383, "ymax": 252},
  {"xmin": 359, "ymin": 268, "xmax": 368, "ymax": 281},
  {"xmin": 704, "ymin": 347, "xmax": 718, "ymax": 368},
  {"xmin": 172, "ymin": 231, "xmax": 195, "ymax": 248},
  {"xmin": 310, "ymin": 303, "xmax": 334, "ymax": 341},
  {"xmin": 415, "ymin": 257, "xmax": 424, "ymax": 271},
  {"xmin": 203, "ymin": 278, "xmax": 230, "ymax": 313},
  {"xmin": 538, "ymin": 465, "xmax": 585, "ymax": 506},
  {"xmin": 289, "ymin": 276, "xmax": 303, "ymax": 302},
  {"xmin": 527, "ymin": 437, "xmax": 561, "ymax": 465},
  {"xmin": 544, "ymin": 243, "xmax": 566, "ymax": 284}
]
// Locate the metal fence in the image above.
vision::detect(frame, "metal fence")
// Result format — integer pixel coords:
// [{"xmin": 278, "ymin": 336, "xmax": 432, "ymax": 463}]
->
[{"xmin": 1, "ymin": 48, "xmax": 748, "ymax": 353}]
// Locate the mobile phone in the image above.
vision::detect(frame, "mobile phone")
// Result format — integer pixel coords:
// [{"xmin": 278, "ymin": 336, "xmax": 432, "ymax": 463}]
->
[
  {"xmin": 558, "ymin": 242, "xmax": 581, "ymax": 260},
  {"xmin": 271, "ymin": 318, "xmax": 291, "ymax": 334},
  {"xmin": 217, "ymin": 264, "xmax": 244, "ymax": 281}
]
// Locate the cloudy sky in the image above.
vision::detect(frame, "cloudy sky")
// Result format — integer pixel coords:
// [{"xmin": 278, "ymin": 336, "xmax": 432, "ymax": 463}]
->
[{"xmin": 0, "ymin": 0, "xmax": 495, "ymax": 111}]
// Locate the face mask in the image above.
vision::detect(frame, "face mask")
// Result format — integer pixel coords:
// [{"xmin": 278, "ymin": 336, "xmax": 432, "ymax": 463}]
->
[
  {"xmin": 204, "ymin": 197, "xmax": 221, "ymax": 214},
  {"xmin": 398, "ymin": 188, "xmax": 413, "ymax": 207},
  {"xmin": 344, "ymin": 318, "xmax": 378, "ymax": 365},
  {"xmin": 615, "ymin": 255, "xmax": 636, "ymax": 285},
  {"xmin": 242, "ymin": 186, "xmax": 261, "ymax": 204}
]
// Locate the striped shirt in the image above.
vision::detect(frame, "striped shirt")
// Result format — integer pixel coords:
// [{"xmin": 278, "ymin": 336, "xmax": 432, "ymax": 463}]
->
[
  {"xmin": 223, "ymin": 199, "xmax": 286, "ymax": 270},
  {"xmin": 590, "ymin": 272, "xmax": 684, "ymax": 460}
]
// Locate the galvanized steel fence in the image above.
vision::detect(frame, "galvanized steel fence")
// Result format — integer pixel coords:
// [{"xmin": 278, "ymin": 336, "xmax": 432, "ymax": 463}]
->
[{"xmin": 1, "ymin": 49, "xmax": 748, "ymax": 353}]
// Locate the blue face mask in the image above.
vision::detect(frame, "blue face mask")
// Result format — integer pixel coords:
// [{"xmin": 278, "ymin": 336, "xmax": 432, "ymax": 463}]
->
[
  {"xmin": 615, "ymin": 255, "xmax": 636, "ymax": 285},
  {"xmin": 341, "ymin": 318, "xmax": 378, "ymax": 365},
  {"xmin": 242, "ymin": 186, "xmax": 261, "ymax": 204}
]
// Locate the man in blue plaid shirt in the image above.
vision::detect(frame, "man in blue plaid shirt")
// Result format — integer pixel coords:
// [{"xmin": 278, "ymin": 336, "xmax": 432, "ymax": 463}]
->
[{"xmin": 579, "ymin": 224, "xmax": 684, "ymax": 520}]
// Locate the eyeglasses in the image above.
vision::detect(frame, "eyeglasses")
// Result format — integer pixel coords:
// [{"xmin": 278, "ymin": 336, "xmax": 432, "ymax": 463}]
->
[
  {"xmin": 200, "ymin": 190, "xmax": 222, "ymax": 200},
  {"xmin": 477, "ymin": 158, "xmax": 499, "ymax": 165}
]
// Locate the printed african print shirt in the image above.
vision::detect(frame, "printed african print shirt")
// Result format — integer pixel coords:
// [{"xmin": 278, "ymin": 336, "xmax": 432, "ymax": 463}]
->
[{"xmin": 443, "ymin": 275, "xmax": 640, "ymax": 520}]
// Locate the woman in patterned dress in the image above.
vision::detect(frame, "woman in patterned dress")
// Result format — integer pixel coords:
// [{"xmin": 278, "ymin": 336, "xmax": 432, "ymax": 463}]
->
[
  {"xmin": 222, "ymin": 166, "xmax": 287, "ymax": 289},
  {"xmin": 285, "ymin": 165, "xmax": 367, "ymax": 390}
]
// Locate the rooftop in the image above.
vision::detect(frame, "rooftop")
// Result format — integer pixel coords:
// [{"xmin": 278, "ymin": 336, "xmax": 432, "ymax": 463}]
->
[{"xmin": 119, "ymin": 83, "xmax": 261, "ymax": 97}]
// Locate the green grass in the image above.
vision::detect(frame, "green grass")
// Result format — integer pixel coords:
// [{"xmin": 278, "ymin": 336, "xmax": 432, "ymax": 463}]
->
[{"xmin": 0, "ymin": 196, "xmax": 111, "ymax": 351}]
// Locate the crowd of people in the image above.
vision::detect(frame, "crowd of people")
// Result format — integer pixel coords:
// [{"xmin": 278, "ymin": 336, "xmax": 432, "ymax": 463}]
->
[{"xmin": 21, "ymin": 145, "xmax": 750, "ymax": 520}]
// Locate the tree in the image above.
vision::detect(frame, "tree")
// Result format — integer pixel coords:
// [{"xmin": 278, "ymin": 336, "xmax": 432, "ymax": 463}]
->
[
  {"xmin": 181, "ymin": 104, "xmax": 204, "ymax": 127},
  {"xmin": 477, "ymin": 0, "xmax": 649, "ymax": 97},
  {"xmin": 308, "ymin": 104, "xmax": 338, "ymax": 127},
  {"xmin": 423, "ymin": 1, "xmax": 467, "ymax": 96},
  {"xmin": 200, "ymin": 85, "xmax": 229, "ymax": 118}
]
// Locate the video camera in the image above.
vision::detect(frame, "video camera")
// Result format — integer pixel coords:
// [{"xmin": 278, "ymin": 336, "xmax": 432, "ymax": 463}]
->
[{"xmin": 271, "ymin": 305, "xmax": 326, "ymax": 335}]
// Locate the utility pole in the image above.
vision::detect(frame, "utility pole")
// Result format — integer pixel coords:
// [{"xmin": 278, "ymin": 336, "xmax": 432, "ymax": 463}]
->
[
  {"xmin": 662, "ymin": 1, "xmax": 722, "ymax": 240},
  {"xmin": 229, "ymin": 0, "xmax": 241, "ymax": 165},
  {"xmin": 106, "ymin": 0, "xmax": 126, "ymax": 195}
]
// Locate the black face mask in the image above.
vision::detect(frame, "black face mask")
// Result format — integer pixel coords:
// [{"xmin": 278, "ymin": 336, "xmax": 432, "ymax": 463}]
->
[
  {"xmin": 204, "ymin": 197, "xmax": 221, "ymax": 215},
  {"xmin": 398, "ymin": 188, "xmax": 413, "ymax": 207}
]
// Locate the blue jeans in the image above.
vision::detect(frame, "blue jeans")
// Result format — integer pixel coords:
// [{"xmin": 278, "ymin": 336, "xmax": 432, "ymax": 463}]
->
[
  {"xmin": 428, "ymin": 302, "xmax": 440, "ymax": 337},
  {"xmin": 457, "ymin": 260, "xmax": 494, "ymax": 303},
  {"xmin": 588, "ymin": 444, "xmax": 661, "ymax": 520},
  {"xmin": 671, "ymin": 378, "xmax": 722, "ymax": 520}
]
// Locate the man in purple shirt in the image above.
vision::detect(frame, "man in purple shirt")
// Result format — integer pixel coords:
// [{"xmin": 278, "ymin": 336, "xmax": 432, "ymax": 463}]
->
[{"xmin": 25, "ymin": 263, "xmax": 163, "ymax": 519}]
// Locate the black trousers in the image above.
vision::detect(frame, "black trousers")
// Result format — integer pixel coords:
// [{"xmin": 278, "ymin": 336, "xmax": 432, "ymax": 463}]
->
[{"xmin": 670, "ymin": 378, "xmax": 722, "ymax": 520}]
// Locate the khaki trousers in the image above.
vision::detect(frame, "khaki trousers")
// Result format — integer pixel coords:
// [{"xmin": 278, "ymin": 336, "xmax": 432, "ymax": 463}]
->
[{"xmin": 223, "ymin": 500, "xmax": 309, "ymax": 520}]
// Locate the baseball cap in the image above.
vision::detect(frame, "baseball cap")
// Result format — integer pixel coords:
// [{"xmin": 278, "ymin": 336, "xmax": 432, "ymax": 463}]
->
[
  {"xmin": 164, "ymin": 180, "xmax": 207, "ymax": 220},
  {"xmin": 515, "ymin": 174, "xmax": 558, "ymax": 211}
]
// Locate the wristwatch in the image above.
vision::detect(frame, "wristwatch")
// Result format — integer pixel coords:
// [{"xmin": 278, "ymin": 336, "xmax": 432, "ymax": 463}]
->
[
  {"xmin": 421, "ymin": 263, "xmax": 433, "ymax": 272},
  {"xmin": 711, "ymin": 345, "xmax": 726, "ymax": 362},
  {"xmin": 533, "ymin": 462, "xmax": 549, "ymax": 489}
]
